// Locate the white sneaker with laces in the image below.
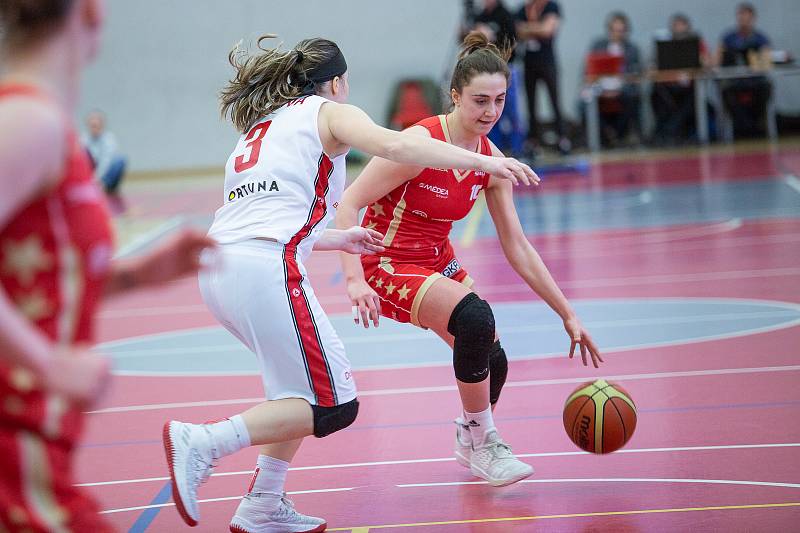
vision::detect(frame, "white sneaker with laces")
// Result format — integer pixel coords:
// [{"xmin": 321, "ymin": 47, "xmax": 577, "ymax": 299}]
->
[
  {"xmin": 229, "ymin": 492, "xmax": 327, "ymax": 533},
  {"xmin": 469, "ymin": 429, "xmax": 533, "ymax": 487},
  {"xmin": 453, "ymin": 417, "xmax": 472, "ymax": 468},
  {"xmin": 162, "ymin": 420, "xmax": 218, "ymax": 526}
]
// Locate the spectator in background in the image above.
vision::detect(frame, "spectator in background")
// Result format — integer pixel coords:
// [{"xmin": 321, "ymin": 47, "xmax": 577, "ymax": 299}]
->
[
  {"xmin": 650, "ymin": 13, "xmax": 710, "ymax": 145},
  {"xmin": 587, "ymin": 11, "xmax": 642, "ymax": 146},
  {"xmin": 515, "ymin": 0, "xmax": 570, "ymax": 157},
  {"xmin": 83, "ymin": 110, "xmax": 127, "ymax": 204},
  {"xmin": 463, "ymin": 0, "xmax": 525, "ymax": 157},
  {"xmin": 717, "ymin": 2, "xmax": 772, "ymax": 136}
]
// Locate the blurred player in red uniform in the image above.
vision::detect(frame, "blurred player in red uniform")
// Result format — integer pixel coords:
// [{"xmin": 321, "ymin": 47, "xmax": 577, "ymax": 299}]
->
[
  {"xmin": 337, "ymin": 32, "xmax": 602, "ymax": 487},
  {"xmin": 0, "ymin": 1, "xmax": 214, "ymax": 530}
]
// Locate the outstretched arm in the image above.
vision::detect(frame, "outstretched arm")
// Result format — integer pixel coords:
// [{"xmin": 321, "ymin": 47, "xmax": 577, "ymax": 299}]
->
[
  {"xmin": 313, "ymin": 226, "xmax": 385, "ymax": 254},
  {"xmin": 484, "ymin": 143, "xmax": 602, "ymax": 367},
  {"xmin": 320, "ymin": 103, "xmax": 538, "ymax": 186},
  {"xmin": 105, "ymin": 229, "xmax": 217, "ymax": 297}
]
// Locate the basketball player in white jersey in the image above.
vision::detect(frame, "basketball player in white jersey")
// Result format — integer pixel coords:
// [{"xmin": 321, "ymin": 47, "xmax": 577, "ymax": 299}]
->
[{"xmin": 162, "ymin": 35, "xmax": 538, "ymax": 532}]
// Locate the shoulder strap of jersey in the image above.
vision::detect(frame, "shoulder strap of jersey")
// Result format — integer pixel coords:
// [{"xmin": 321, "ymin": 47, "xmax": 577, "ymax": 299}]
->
[
  {"xmin": 479, "ymin": 135, "xmax": 493, "ymax": 156},
  {"xmin": 479, "ymin": 135, "xmax": 494, "ymax": 188},
  {"xmin": 411, "ymin": 115, "xmax": 446, "ymax": 142}
]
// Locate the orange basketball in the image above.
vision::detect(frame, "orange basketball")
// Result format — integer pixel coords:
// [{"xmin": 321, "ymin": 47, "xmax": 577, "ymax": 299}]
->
[{"xmin": 563, "ymin": 379, "xmax": 637, "ymax": 454}]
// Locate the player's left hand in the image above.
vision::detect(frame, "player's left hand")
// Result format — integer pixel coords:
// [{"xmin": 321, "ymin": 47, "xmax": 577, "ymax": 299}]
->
[
  {"xmin": 338, "ymin": 227, "xmax": 385, "ymax": 255},
  {"xmin": 134, "ymin": 229, "xmax": 217, "ymax": 286},
  {"xmin": 480, "ymin": 155, "xmax": 540, "ymax": 186},
  {"xmin": 563, "ymin": 317, "xmax": 603, "ymax": 368}
]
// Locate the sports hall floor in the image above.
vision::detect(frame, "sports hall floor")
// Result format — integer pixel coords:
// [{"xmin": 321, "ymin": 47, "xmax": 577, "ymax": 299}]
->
[{"xmin": 83, "ymin": 140, "xmax": 800, "ymax": 532}]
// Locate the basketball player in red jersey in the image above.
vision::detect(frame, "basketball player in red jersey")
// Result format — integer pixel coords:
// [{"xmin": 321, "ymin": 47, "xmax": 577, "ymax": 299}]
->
[
  {"xmin": 337, "ymin": 32, "xmax": 602, "ymax": 487},
  {"xmin": 0, "ymin": 1, "xmax": 215, "ymax": 531}
]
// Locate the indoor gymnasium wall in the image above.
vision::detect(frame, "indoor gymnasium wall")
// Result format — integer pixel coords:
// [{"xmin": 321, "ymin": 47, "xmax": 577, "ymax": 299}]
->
[
  {"xmin": 80, "ymin": 0, "xmax": 800, "ymax": 172},
  {"xmin": 80, "ymin": 0, "xmax": 464, "ymax": 172}
]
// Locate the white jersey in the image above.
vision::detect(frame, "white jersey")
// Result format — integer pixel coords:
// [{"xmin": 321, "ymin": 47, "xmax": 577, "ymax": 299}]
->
[{"xmin": 208, "ymin": 95, "xmax": 346, "ymax": 261}]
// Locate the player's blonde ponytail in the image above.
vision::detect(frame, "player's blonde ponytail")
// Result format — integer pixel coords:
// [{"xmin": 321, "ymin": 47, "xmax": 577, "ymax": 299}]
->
[{"xmin": 220, "ymin": 35, "xmax": 344, "ymax": 132}]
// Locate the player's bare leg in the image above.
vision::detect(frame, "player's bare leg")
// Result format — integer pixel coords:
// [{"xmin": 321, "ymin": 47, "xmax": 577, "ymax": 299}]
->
[{"xmin": 418, "ymin": 277, "xmax": 532, "ymax": 486}]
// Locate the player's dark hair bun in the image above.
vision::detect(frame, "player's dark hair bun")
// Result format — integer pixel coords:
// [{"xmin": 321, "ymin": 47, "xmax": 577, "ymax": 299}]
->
[{"xmin": 458, "ymin": 30, "xmax": 513, "ymax": 63}]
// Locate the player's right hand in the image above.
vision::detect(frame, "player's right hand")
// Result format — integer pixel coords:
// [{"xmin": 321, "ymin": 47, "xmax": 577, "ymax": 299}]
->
[
  {"xmin": 347, "ymin": 279, "xmax": 381, "ymax": 329},
  {"xmin": 481, "ymin": 156, "xmax": 540, "ymax": 186},
  {"xmin": 564, "ymin": 317, "xmax": 603, "ymax": 368},
  {"xmin": 41, "ymin": 348, "xmax": 111, "ymax": 405}
]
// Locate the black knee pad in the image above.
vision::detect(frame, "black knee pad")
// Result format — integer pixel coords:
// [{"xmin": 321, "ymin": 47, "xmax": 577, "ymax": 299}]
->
[
  {"xmin": 311, "ymin": 398, "xmax": 359, "ymax": 438},
  {"xmin": 489, "ymin": 340, "xmax": 508, "ymax": 405},
  {"xmin": 448, "ymin": 293, "xmax": 495, "ymax": 383}
]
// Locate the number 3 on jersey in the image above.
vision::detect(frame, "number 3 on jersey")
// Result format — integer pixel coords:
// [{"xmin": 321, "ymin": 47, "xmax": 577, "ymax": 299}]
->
[{"xmin": 234, "ymin": 121, "xmax": 272, "ymax": 173}]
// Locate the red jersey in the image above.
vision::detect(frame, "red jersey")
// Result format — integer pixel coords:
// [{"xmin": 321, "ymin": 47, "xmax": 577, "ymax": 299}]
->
[
  {"xmin": 361, "ymin": 115, "xmax": 492, "ymax": 265},
  {"xmin": 0, "ymin": 85, "xmax": 114, "ymax": 443}
]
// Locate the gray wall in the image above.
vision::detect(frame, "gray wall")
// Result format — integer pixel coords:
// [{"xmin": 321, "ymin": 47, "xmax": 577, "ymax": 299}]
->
[{"xmin": 80, "ymin": 0, "xmax": 800, "ymax": 171}]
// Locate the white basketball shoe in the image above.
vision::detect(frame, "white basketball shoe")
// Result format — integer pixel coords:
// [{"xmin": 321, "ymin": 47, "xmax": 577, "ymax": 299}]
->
[
  {"xmin": 469, "ymin": 429, "xmax": 534, "ymax": 487},
  {"xmin": 229, "ymin": 491, "xmax": 326, "ymax": 533},
  {"xmin": 162, "ymin": 420, "xmax": 219, "ymax": 526}
]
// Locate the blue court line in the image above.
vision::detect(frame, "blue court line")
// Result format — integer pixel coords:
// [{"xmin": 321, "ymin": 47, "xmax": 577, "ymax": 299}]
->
[
  {"xmin": 81, "ymin": 399, "xmax": 800, "ymax": 449},
  {"xmin": 128, "ymin": 481, "xmax": 171, "ymax": 533}
]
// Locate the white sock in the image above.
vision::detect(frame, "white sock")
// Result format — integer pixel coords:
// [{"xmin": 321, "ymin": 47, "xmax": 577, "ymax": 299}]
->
[
  {"xmin": 248, "ymin": 455, "xmax": 289, "ymax": 498},
  {"xmin": 463, "ymin": 406, "xmax": 496, "ymax": 448},
  {"xmin": 206, "ymin": 415, "xmax": 251, "ymax": 457}
]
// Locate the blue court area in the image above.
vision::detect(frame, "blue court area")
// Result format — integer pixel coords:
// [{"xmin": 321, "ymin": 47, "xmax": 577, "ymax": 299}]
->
[
  {"xmin": 102, "ymin": 298, "xmax": 800, "ymax": 375},
  {"xmin": 457, "ymin": 176, "xmax": 800, "ymax": 238}
]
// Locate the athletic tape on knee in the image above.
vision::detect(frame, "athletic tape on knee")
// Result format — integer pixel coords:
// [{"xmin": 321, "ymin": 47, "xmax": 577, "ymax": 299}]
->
[
  {"xmin": 489, "ymin": 340, "xmax": 508, "ymax": 404},
  {"xmin": 311, "ymin": 398, "xmax": 359, "ymax": 438},
  {"xmin": 448, "ymin": 293, "xmax": 495, "ymax": 383}
]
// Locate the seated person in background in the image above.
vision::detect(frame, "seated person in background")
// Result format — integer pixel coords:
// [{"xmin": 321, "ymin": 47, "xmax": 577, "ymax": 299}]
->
[
  {"xmin": 587, "ymin": 11, "xmax": 642, "ymax": 146},
  {"xmin": 650, "ymin": 13, "xmax": 711, "ymax": 145},
  {"xmin": 717, "ymin": 2, "xmax": 772, "ymax": 136},
  {"xmin": 83, "ymin": 110, "xmax": 127, "ymax": 200}
]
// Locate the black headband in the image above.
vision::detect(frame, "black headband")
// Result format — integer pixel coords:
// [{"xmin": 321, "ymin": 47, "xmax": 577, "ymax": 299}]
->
[
  {"xmin": 307, "ymin": 48, "xmax": 347, "ymax": 83},
  {"xmin": 293, "ymin": 48, "xmax": 347, "ymax": 95}
]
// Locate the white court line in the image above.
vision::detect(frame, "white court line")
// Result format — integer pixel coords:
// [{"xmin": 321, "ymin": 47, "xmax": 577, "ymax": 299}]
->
[
  {"xmin": 98, "ymin": 487, "xmax": 354, "ymax": 515},
  {"xmin": 114, "ymin": 215, "xmax": 185, "ymax": 259},
  {"xmin": 785, "ymin": 175, "xmax": 800, "ymax": 194},
  {"xmin": 397, "ymin": 477, "xmax": 800, "ymax": 490},
  {"xmin": 483, "ymin": 267, "xmax": 800, "ymax": 293},
  {"xmin": 461, "ymin": 231, "xmax": 800, "ymax": 266},
  {"xmin": 77, "ymin": 443, "xmax": 800, "ymax": 489},
  {"xmin": 100, "ymin": 230, "xmax": 800, "ymax": 319},
  {"xmin": 96, "ymin": 260, "xmax": 800, "ymax": 320},
  {"xmin": 104, "ymin": 309, "xmax": 799, "ymax": 358},
  {"xmin": 88, "ymin": 364, "xmax": 800, "ymax": 414},
  {"xmin": 100, "ymin": 297, "xmax": 800, "ymax": 377}
]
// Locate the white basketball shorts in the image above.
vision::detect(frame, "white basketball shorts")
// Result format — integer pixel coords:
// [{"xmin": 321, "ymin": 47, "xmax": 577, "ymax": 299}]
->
[{"xmin": 199, "ymin": 239, "xmax": 356, "ymax": 407}]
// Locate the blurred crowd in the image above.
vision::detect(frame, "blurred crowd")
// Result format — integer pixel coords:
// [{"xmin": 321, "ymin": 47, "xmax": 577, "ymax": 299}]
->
[{"xmin": 461, "ymin": 1, "xmax": 785, "ymax": 156}]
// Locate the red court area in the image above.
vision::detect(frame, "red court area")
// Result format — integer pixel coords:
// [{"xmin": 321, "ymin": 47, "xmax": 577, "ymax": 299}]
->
[{"xmin": 82, "ymin": 148, "xmax": 800, "ymax": 532}]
